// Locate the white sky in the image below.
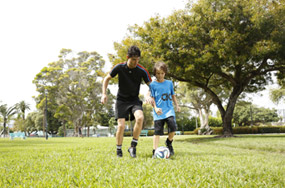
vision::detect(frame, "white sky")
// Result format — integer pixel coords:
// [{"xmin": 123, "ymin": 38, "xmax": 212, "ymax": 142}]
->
[{"xmin": 0, "ymin": 0, "xmax": 283, "ymax": 113}]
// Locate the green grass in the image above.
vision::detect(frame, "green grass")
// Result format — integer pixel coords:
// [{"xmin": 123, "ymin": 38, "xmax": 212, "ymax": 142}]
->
[{"xmin": 0, "ymin": 135, "xmax": 284, "ymax": 187}]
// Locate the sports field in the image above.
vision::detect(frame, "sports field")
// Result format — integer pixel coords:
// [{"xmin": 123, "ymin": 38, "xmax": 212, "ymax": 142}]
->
[{"xmin": 0, "ymin": 135, "xmax": 284, "ymax": 187}]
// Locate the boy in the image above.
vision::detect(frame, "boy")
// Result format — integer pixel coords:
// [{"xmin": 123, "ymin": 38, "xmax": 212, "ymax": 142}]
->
[
  {"xmin": 149, "ymin": 61, "xmax": 180, "ymax": 158},
  {"xmin": 101, "ymin": 46, "xmax": 153, "ymax": 158}
]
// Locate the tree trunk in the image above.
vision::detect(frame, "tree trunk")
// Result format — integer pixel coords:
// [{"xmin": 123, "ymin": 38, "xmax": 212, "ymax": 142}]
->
[
  {"xmin": 221, "ymin": 88, "xmax": 241, "ymax": 137},
  {"xmin": 63, "ymin": 121, "xmax": 66, "ymax": 137},
  {"xmin": 3, "ymin": 122, "xmax": 7, "ymax": 137}
]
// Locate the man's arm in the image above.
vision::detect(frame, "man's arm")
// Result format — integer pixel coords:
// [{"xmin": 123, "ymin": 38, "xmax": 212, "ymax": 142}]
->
[
  {"xmin": 101, "ymin": 74, "xmax": 112, "ymax": 104},
  {"xmin": 145, "ymin": 82, "xmax": 155, "ymax": 105}
]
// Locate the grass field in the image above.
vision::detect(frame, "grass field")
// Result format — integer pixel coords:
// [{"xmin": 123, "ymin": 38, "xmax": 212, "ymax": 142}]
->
[{"xmin": 0, "ymin": 134, "xmax": 284, "ymax": 187}]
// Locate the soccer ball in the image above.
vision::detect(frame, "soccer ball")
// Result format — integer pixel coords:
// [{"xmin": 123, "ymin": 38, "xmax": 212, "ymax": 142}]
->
[{"xmin": 154, "ymin": 146, "xmax": 170, "ymax": 159}]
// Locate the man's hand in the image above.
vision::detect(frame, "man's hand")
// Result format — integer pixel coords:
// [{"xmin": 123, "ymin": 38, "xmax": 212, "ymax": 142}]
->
[
  {"xmin": 145, "ymin": 96, "xmax": 155, "ymax": 106},
  {"xmin": 101, "ymin": 94, "xmax": 108, "ymax": 104}
]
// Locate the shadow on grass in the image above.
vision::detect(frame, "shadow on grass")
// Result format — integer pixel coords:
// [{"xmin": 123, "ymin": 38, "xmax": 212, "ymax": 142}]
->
[{"xmin": 176, "ymin": 134, "xmax": 285, "ymax": 145}]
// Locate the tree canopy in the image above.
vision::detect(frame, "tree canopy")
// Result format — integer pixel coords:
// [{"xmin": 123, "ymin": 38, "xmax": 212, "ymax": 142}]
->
[
  {"xmin": 33, "ymin": 49, "xmax": 113, "ymax": 133},
  {"xmin": 110, "ymin": 0, "xmax": 285, "ymax": 136}
]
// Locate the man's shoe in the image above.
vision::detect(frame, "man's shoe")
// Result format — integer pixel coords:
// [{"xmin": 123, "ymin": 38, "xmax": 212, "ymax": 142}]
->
[
  {"xmin": 128, "ymin": 147, "xmax": 136, "ymax": 158},
  {"xmin": 166, "ymin": 141, "xmax": 174, "ymax": 156},
  {"xmin": 117, "ymin": 149, "xmax": 123, "ymax": 157}
]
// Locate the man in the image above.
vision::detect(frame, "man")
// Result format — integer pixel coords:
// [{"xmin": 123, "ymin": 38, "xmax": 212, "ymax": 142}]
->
[{"xmin": 101, "ymin": 46, "xmax": 152, "ymax": 158}]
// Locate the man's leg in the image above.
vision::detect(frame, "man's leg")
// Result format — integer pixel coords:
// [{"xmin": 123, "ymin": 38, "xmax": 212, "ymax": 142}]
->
[
  {"xmin": 132, "ymin": 110, "xmax": 144, "ymax": 139},
  {"xmin": 116, "ymin": 118, "xmax": 125, "ymax": 157},
  {"xmin": 128, "ymin": 110, "xmax": 144, "ymax": 158}
]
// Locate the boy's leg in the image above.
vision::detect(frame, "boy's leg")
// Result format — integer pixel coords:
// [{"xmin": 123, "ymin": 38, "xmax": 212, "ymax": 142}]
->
[
  {"xmin": 165, "ymin": 116, "xmax": 177, "ymax": 156},
  {"xmin": 153, "ymin": 119, "xmax": 165, "ymax": 158},
  {"xmin": 128, "ymin": 110, "xmax": 144, "ymax": 158},
  {"xmin": 153, "ymin": 135, "xmax": 160, "ymax": 158},
  {"xmin": 116, "ymin": 118, "xmax": 125, "ymax": 157}
]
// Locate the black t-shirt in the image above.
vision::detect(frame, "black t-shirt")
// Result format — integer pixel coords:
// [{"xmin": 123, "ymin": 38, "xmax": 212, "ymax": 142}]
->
[{"xmin": 110, "ymin": 62, "xmax": 152, "ymax": 101}]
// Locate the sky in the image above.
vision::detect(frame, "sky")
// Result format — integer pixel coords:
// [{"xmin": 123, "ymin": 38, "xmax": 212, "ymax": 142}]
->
[{"xmin": 0, "ymin": 0, "xmax": 283, "ymax": 114}]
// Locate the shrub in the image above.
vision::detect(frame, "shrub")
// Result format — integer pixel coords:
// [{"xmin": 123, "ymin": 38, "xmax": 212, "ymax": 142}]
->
[
  {"xmin": 258, "ymin": 127, "xmax": 280, "ymax": 133},
  {"xmin": 183, "ymin": 131, "xmax": 195, "ymax": 135},
  {"xmin": 57, "ymin": 126, "xmax": 64, "ymax": 137},
  {"xmin": 208, "ymin": 116, "xmax": 223, "ymax": 127},
  {"xmin": 211, "ymin": 127, "xmax": 223, "ymax": 135}
]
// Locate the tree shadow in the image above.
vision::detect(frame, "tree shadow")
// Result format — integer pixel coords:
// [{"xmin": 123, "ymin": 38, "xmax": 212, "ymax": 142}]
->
[{"xmin": 176, "ymin": 134, "xmax": 285, "ymax": 144}]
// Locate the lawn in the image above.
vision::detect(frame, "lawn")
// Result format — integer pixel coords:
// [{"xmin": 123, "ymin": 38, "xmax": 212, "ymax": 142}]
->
[{"xmin": 0, "ymin": 134, "xmax": 284, "ymax": 187}]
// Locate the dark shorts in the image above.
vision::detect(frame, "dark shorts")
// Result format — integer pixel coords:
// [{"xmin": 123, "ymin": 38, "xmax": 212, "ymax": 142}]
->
[
  {"xmin": 115, "ymin": 99, "xmax": 143, "ymax": 121},
  {"xmin": 154, "ymin": 116, "xmax": 177, "ymax": 135}
]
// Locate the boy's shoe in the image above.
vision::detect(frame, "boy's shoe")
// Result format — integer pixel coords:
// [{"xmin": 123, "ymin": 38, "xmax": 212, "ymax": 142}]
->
[
  {"xmin": 152, "ymin": 154, "xmax": 156, "ymax": 159},
  {"xmin": 128, "ymin": 147, "xmax": 136, "ymax": 158},
  {"xmin": 166, "ymin": 141, "xmax": 174, "ymax": 156},
  {"xmin": 117, "ymin": 149, "xmax": 123, "ymax": 157}
]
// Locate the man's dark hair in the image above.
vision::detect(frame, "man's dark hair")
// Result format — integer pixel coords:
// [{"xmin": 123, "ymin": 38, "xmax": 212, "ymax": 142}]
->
[{"xmin": 128, "ymin": 45, "xmax": 141, "ymax": 57}]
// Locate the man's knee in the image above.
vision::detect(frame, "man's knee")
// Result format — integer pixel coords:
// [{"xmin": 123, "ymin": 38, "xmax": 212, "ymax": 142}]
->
[
  {"xmin": 117, "ymin": 119, "xmax": 125, "ymax": 130},
  {"xmin": 135, "ymin": 111, "xmax": 144, "ymax": 124}
]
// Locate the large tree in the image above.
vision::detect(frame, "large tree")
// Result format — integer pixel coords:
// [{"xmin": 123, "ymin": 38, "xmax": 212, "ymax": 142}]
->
[
  {"xmin": 33, "ymin": 49, "xmax": 110, "ymax": 134},
  {"xmin": 112, "ymin": 0, "xmax": 285, "ymax": 136}
]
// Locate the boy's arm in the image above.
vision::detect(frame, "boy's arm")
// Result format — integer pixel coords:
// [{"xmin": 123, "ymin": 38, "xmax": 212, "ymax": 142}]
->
[
  {"xmin": 151, "ymin": 97, "xmax": 162, "ymax": 115},
  {"xmin": 101, "ymin": 74, "xmax": 112, "ymax": 104},
  {"xmin": 172, "ymin": 95, "xmax": 181, "ymax": 112}
]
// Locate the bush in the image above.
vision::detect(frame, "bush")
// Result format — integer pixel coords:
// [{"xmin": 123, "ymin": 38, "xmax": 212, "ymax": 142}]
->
[
  {"xmin": 258, "ymin": 127, "xmax": 280, "ymax": 133},
  {"xmin": 177, "ymin": 117, "xmax": 198, "ymax": 131},
  {"xmin": 208, "ymin": 116, "xmax": 223, "ymax": 127},
  {"xmin": 57, "ymin": 126, "xmax": 64, "ymax": 137},
  {"xmin": 183, "ymin": 131, "xmax": 195, "ymax": 135},
  {"xmin": 233, "ymin": 126, "xmax": 259, "ymax": 134},
  {"xmin": 211, "ymin": 127, "xmax": 223, "ymax": 135}
]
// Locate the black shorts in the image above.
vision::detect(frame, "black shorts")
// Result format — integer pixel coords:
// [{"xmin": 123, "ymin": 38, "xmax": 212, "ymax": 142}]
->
[
  {"xmin": 154, "ymin": 116, "xmax": 177, "ymax": 135},
  {"xmin": 115, "ymin": 99, "xmax": 143, "ymax": 121}
]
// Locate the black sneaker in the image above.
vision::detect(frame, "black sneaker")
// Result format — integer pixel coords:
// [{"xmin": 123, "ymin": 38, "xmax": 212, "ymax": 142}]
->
[
  {"xmin": 166, "ymin": 141, "xmax": 174, "ymax": 156},
  {"xmin": 117, "ymin": 149, "xmax": 123, "ymax": 157},
  {"xmin": 128, "ymin": 147, "xmax": 136, "ymax": 158}
]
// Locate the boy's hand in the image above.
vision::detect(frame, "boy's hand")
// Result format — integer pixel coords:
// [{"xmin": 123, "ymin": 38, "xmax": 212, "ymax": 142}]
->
[
  {"xmin": 155, "ymin": 107, "xmax": 162, "ymax": 115},
  {"xmin": 176, "ymin": 106, "xmax": 181, "ymax": 112}
]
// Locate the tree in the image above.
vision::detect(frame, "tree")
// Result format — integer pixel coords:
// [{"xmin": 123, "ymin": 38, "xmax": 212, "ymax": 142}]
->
[
  {"xmin": 270, "ymin": 76, "xmax": 285, "ymax": 104},
  {"xmin": 233, "ymin": 101, "xmax": 279, "ymax": 126},
  {"xmin": 33, "ymin": 49, "xmax": 109, "ymax": 135},
  {"xmin": 16, "ymin": 101, "xmax": 30, "ymax": 120},
  {"xmin": 0, "ymin": 104, "xmax": 17, "ymax": 137},
  {"xmin": 176, "ymin": 82, "xmax": 214, "ymax": 134},
  {"xmin": 112, "ymin": 0, "xmax": 285, "ymax": 137}
]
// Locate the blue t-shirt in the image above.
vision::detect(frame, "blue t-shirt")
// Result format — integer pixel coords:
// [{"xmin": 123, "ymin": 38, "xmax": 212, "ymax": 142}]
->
[{"xmin": 149, "ymin": 80, "xmax": 175, "ymax": 121}]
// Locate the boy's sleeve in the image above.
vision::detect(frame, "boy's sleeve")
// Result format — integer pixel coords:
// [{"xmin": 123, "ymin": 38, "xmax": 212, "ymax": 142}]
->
[
  {"xmin": 149, "ymin": 84, "xmax": 154, "ymax": 97},
  {"xmin": 170, "ymin": 81, "xmax": 175, "ymax": 95}
]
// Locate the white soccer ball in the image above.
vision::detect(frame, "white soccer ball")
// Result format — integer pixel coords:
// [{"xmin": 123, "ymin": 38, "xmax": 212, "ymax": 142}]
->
[{"xmin": 154, "ymin": 146, "xmax": 170, "ymax": 159}]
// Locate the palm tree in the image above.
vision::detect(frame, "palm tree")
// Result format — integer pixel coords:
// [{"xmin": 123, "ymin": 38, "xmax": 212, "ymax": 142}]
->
[
  {"xmin": 0, "ymin": 104, "xmax": 18, "ymax": 137},
  {"xmin": 17, "ymin": 101, "xmax": 30, "ymax": 120}
]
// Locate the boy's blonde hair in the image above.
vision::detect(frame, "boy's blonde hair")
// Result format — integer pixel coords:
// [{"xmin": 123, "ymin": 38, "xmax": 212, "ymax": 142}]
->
[{"xmin": 153, "ymin": 61, "xmax": 168, "ymax": 75}]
